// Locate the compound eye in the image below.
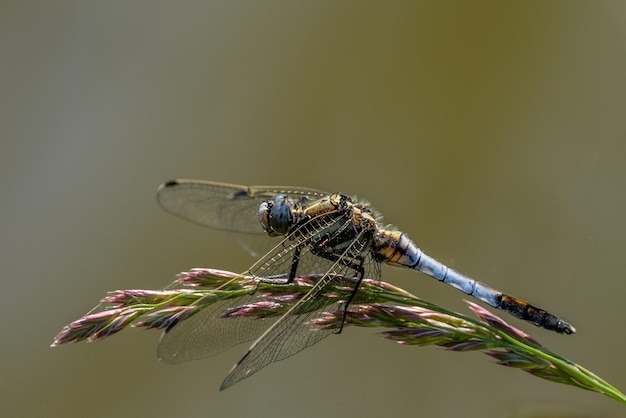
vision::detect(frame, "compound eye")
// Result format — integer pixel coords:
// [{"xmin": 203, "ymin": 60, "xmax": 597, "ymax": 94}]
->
[
  {"xmin": 268, "ymin": 194, "xmax": 292, "ymax": 236},
  {"xmin": 258, "ymin": 194, "xmax": 292, "ymax": 237}
]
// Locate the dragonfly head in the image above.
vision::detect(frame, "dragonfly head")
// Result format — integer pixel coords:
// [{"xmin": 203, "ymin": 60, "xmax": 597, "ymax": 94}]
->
[{"xmin": 258, "ymin": 194, "xmax": 293, "ymax": 237}]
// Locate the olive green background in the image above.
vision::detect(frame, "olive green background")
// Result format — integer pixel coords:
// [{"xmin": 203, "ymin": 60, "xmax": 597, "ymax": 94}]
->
[{"xmin": 2, "ymin": 2, "xmax": 625, "ymax": 417}]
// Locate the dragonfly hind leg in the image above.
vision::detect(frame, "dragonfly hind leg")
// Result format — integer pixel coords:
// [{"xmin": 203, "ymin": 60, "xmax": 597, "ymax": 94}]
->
[{"xmin": 308, "ymin": 247, "xmax": 367, "ymax": 334}]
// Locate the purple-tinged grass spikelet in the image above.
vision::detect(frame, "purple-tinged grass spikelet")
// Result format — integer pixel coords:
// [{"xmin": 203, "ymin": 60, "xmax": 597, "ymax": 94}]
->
[{"xmin": 50, "ymin": 268, "xmax": 626, "ymax": 405}]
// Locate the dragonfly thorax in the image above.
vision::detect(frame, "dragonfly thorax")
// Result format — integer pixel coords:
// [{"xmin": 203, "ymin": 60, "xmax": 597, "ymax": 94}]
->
[{"xmin": 258, "ymin": 192, "xmax": 376, "ymax": 240}]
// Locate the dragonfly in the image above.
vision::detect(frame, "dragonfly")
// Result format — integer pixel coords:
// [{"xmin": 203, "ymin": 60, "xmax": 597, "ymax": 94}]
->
[{"xmin": 156, "ymin": 179, "xmax": 575, "ymax": 390}]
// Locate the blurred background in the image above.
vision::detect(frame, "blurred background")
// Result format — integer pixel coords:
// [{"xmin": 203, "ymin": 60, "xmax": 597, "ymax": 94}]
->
[{"xmin": 1, "ymin": 1, "xmax": 625, "ymax": 417}]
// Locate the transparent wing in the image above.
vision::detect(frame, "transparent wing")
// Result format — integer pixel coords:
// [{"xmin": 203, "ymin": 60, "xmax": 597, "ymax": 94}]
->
[
  {"xmin": 157, "ymin": 207, "xmax": 368, "ymax": 364},
  {"xmin": 156, "ymin": 179, "xmax": 327, "ymax": 234},
  {"xmin": 157, "ymin": 278, "xmax": 285, "ymax": 363},
  {"xmin": 220, "ymin": 229, "xmax": 381, "ymax": 390}
]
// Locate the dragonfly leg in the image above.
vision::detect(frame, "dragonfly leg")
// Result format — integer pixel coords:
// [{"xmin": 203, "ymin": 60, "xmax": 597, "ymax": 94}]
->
[
  {"xmin": 308, "ymin": 246, "xmax": 366, "ymax": 333},
  {"xmin": 337, "ymin": 260, "xmax": 365, "ymax": 333},
  {"xmin": 286, "ymin": 245, "xmax": 302, "ymax": 283}
]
